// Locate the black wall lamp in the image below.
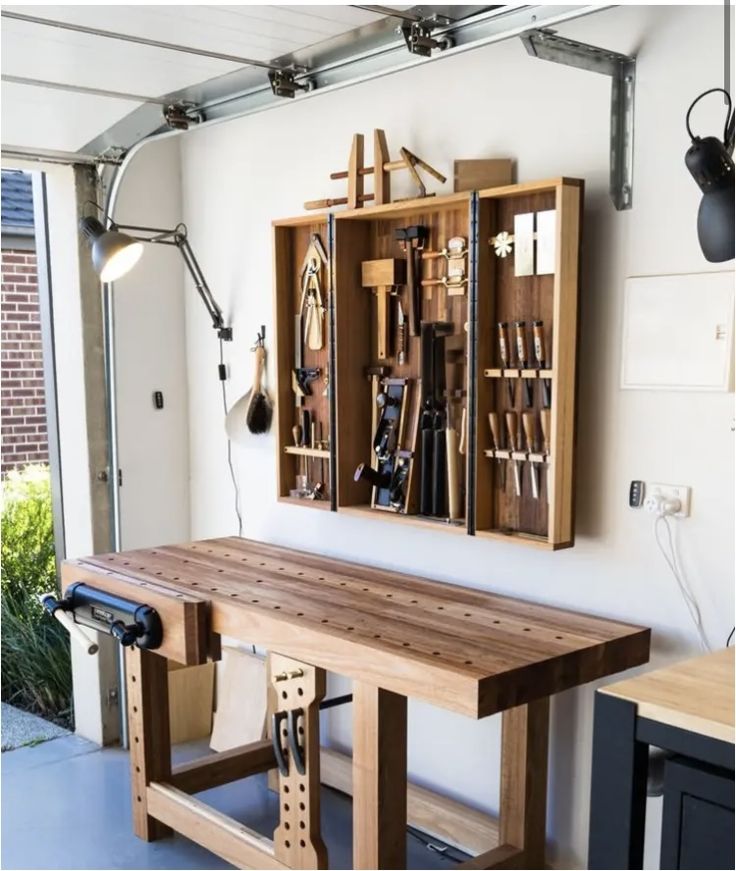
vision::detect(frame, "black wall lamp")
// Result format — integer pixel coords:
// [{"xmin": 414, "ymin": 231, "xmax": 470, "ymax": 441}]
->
[
  {"xmin": 685, "ymin": 87, "xmax": 735, "ymax": 263},
  {"xmin": 79, "ymin": 214, "xmax": 233, "ymax": 341}
]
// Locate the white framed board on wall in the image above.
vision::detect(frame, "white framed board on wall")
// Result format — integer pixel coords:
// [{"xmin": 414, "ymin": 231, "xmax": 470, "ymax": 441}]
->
[{"xmin": 621, "ymin": 271, "xmax": 734, "ymax": 392}]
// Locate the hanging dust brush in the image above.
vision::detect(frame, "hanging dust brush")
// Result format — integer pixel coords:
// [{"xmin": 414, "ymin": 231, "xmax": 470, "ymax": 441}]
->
[{"xmin": 245, "ymin": 328, "xmax": 273, "ymax": 435}]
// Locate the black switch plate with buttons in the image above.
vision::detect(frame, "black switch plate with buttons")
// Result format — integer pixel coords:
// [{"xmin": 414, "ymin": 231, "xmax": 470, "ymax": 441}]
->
[
  {"xmin": 153, "ymin": 391, "xmax": 164, "ymax": 410},
  {"xmin": 629, "ymin": 480, "xmax": 645, "ymax": 508}
]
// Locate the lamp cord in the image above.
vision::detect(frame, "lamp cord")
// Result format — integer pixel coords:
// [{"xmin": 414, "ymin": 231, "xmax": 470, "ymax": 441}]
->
[
  {"xmin": 685, "ymin": 86, "xmax": 734, "ymax": 146},
  {"xmin": 654, "ymin": 515, "xmax": 710, "ymax": 652},
  {"xmin": 219, "ymin": 338, "xmax": 244, "ymax": 537}
]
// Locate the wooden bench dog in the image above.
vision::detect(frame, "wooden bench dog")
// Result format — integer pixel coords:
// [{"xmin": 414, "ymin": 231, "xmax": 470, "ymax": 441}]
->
[{"xmin": 62, "ymin": 536, "xmax": 650, "ymax": 870}]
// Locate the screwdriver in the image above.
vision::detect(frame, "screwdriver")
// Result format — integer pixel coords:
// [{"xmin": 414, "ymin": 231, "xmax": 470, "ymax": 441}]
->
[
  {"xmin": 540, "ymin": 408, "xmax": 551, "ymax": 504},
  {"xmin": 514, "ymin": 321, "xmax": 534, "ymax": 407},
  {"xmin": 505, "ymin": 411, "xmax": 522, "ymax": 497},
  {"xmin": 487, "ymin": 411, "xmax": 506, "ymax": 488},
  {"xmin": 522, "ymin": 411, "xmax": 539, "ymax": 500},
  {"xmin": 497, "ymin": 322, "xmax": 515, "ymax": 407},
  {"xmin": 533, "ymin": 320, "xmax": 551, "ymax": 408}
]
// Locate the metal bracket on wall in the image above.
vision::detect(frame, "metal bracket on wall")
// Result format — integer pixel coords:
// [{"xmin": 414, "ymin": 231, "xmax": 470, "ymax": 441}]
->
[
  {"xmin": 522, "ymin": 28, "xmax": 636, "ymax": 210},
  {"xmin": 268, "ymin": 69, "xmax": 311, "ymax": 99}
]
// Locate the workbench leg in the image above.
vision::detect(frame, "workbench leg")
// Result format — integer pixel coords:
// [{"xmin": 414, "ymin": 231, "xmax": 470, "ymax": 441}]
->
[
  {"xmin": 126, "ymin": 647, "xmax": 172, "ymax": 841},
  {"xmin": 352, "ymin": 682, "xmax": 407, "ymax": 870},
  {"xmin": 499, "ymin": 698, "xmax": 550, "ymax": 867},
  {"xmin": 588, "ymin": 693, "xmax": 648, "ymax": 869},
  {"xmin": 270, "ymin": 654, "xmax": 328, "ymax": 869}
]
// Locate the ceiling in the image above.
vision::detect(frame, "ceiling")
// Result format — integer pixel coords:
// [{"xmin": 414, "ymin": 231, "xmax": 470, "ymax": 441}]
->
[{"xmin": 0, "ymin": 4, "xmax": 416, "ymax": 154}]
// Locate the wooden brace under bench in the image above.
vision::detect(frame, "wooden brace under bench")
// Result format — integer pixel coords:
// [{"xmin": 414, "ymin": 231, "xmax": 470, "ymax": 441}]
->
[{"xmin": 62, "ymin": 537, "xmax": 650, "ymax": 870}]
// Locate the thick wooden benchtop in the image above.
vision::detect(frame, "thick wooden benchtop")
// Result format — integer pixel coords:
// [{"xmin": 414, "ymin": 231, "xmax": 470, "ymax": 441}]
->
[
  {"xmin": 63, "ymin": 536, "xmax": 650, "ymax": 718},
  {"xmin": 600, "ymin": 647, "xmax": 734, "ymax": 744}
]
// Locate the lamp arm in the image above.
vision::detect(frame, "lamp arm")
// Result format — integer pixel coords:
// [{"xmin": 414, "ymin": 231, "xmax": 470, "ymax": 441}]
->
[
  {"xmin": 176, "ymin": 236, "xmax": 228, "ymax": 336},
  {"xmin": 111, "ymin": 223, "xmax": 232, "ymax": 341}
]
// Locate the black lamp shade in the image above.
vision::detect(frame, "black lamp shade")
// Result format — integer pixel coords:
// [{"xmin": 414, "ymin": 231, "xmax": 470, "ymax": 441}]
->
[
  {"xmin": 79, "ymin": 216, "xmax": 144, "ymax": 282},
  {"xmin": 685, "ymin": 135, "xmax": 735, "ymax": 262}
]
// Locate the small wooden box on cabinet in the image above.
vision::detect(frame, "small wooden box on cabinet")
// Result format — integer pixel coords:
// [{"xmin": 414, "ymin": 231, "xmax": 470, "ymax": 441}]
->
[
  {"xmin": 273, "ymin": 214, "xmax": 335, "ymax": 510},
  {"xmin": 333, "ymin": 193, "xmax": 473, "ymax": 533},
  {"xmin": 474, "ymin": 178, "xmax": 583, "ymax": 549}
]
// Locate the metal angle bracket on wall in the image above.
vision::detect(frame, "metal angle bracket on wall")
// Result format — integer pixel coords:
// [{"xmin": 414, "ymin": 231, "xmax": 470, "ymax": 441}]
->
[{"xmin": 522, "ymin": 28, "xmax": 636, "ymax": 210}]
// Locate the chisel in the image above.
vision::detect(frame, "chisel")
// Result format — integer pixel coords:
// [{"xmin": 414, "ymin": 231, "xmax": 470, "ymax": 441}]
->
[
  {"xmin": 522, "ymin": 411, "xmax": 539, "ymax": 500},
  {"xmin": 497, "ymin": 322, "xmax": 515, "ymax": 407},
  {"xmin": 540, "ymin": 407, "xmax": 551, "ymax": 505},
  {"xmin": 514, "ymin": 321, "xmax": 534, "ymax": 407},
  {"xmin": 397, "ymin": 300, "xmax": 407, "ymax": 365},
  {"xmin": 505, "ymin": 411, "xmax": 522, "ymax": 497},
  {"xmin": 533, "ymin": 320, "xmax": 551, "ymax": 408},
  {"xmin": 487, "ymin": 411, "xmax": 506, "ymax": 488}
]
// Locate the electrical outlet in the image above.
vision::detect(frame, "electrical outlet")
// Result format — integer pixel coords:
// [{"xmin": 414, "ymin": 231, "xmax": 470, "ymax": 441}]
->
[{"xmin": 646, "ymin": 483, "xmax": 691, "ymax": 518}]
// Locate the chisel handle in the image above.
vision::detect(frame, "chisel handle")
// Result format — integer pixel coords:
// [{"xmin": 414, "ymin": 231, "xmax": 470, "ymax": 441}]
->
[
  {"xmin": 497, "ymin": 322, "xmax": 511, "ymax": 367},
  {"xmin": 505, "ymin": 411, "xmax": 519, "ymax": 452},
  {"xmin": 522, "ymin": 411, "xmax": 536, "ymax": 453},
  {"xmin": 540, "ymin": 408, "xmax": 551, "ymax": 454},
  {"xmin": 488, "ymin": 412, "xmax": 501, "ymax": 451},
  {"xmin": 514, "ymin": 321, "xmax": 528, "ymax": 367},
  {"xmin": 292, "ymin": 425, "xmax": 302, "ymax": 446},
  {"xmin": 532, "ymin": 320, "xmax": 546, "ymax": 366}
]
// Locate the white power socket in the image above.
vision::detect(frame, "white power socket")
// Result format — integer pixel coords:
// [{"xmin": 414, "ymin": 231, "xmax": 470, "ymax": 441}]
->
[{"xmin": 645, "ymin": 483, "xmax": 691, "ymax": 518}]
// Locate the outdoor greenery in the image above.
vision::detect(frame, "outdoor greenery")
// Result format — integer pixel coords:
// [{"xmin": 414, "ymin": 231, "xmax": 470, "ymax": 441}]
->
[{"xmin": 1, "ymin": 464, "xmax": 72, "ymax": 727}]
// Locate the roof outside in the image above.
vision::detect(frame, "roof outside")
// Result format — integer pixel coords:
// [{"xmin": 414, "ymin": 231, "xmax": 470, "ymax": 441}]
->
[{"xmin": 1, "ymin": 170, "xmax": 34, "ymax": 230}]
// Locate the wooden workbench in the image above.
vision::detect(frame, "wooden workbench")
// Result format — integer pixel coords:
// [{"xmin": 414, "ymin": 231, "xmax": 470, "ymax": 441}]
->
[{"xmin": 63, "ymin": 536, "xmax": 650, "ymax": 870}]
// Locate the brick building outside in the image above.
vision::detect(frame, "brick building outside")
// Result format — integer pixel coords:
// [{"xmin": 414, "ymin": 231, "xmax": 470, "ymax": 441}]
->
[{"xmin": 1, "ymin": 171, "xmax": 48, "ymax": 474}]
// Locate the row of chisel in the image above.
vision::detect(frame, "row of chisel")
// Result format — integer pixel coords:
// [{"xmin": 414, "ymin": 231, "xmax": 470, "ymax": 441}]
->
[
  {"xmin": 497, "ymin": 320, "xmax": 551, "ymax": 408},
  {"xmin": 488, "ymin": 409, "xmax": 550, "ymax": 501}
]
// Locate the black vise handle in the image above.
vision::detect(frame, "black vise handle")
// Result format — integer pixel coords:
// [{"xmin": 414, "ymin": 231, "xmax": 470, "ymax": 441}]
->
[{"xmin": 110, "ymin": 621, "xmax": 143, "ymax": 647}]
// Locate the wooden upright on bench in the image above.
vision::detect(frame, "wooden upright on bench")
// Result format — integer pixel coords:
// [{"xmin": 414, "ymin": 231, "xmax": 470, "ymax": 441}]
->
[{"xmin": 62, "ymin": 537, "xmax": 650, "ymax": 870}]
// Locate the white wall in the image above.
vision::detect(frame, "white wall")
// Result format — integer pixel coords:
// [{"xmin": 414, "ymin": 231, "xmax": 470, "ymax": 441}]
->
[
  {"xmin": 111, "ymin": 137, "xmax": 191, "ymax": 549},
  {"xmin": 173, "ymin": 6, "xmax": 733, "ymax": 866}
]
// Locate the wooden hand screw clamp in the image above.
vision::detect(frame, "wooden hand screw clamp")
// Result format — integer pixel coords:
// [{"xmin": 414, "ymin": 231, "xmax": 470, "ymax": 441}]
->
[
  {"xmin": 361, "ymin": 258, "xmax": 406, "ymax": 360},
  {"xmin": 304, "ymin": 129, "xmax": 446, "ymax": 211}
]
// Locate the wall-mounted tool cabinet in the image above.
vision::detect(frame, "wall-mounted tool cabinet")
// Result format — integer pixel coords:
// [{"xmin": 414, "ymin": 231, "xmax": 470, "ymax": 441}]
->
[
  {"xmin": 273, "ymin": 214, "xmax": 335, "ymax": 510},
  {"xmin": 475, "ymin": 179, "xmax": 583, "ymax": 549},
  {"xmin": 333, "ymin": 194, "xmax": 472, "ymax": 532},
  {"xmin": 272, "ymin": 179, "xmax": 583, "ymax": 548}
]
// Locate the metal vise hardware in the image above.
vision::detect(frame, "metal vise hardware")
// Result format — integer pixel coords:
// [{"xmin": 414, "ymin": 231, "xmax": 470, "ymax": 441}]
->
[{"xmin": 43, "ymin": 583, "xmax": 163, "ymax": 650}]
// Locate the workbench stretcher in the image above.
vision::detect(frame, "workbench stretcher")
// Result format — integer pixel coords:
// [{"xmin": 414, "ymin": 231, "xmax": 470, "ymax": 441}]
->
[{"xmin": 62, "ymin": 537, "xmax": 650, "ymax": 870}]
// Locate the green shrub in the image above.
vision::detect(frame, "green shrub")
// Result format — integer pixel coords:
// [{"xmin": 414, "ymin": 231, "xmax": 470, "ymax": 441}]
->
[{"xmin": 1, "ymin": 465, "xmax": 72, "ymax": 727}]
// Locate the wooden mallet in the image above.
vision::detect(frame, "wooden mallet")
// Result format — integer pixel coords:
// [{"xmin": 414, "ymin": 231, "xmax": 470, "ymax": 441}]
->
[{"xmin": 361, "ymin": 259, "xmax": 406, "ymax": 360}]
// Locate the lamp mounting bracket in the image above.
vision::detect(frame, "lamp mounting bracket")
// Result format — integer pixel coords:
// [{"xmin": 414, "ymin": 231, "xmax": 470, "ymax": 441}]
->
[
  {"xmin": 522, "ymin": 27, "xmax": 636, "ymax": 210},
  {"xmin": 163, "ymin": 102, "xmax": 204, "ymax": 130},
  {"xmin": 268, "ymin": 69, "xmax": 311, "ymax": 99}
]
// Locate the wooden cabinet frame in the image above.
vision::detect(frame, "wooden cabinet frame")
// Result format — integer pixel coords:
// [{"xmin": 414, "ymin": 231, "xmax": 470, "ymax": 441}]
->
[{"xmin": 274, "ymin": 179, "xmax": 583, "ymax": 548}]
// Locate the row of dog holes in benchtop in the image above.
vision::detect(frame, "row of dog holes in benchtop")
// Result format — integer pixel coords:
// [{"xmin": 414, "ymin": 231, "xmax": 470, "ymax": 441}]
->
[
  {"xmin": 102, "ymin": 549, "xmax": 570, "ymax": 650},
  {"xmin": 102, "ymin": 553, "xmax": 476, "ymax": 666},
  {"xmin": 185, "ymin": 545, "xmax": 570, "ymax": 644}
]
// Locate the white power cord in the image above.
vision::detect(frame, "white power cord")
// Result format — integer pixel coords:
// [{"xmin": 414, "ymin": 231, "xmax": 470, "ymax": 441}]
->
[{"xmin": 653, "ymin": 512, "xmax": 710, "ymax": 652}]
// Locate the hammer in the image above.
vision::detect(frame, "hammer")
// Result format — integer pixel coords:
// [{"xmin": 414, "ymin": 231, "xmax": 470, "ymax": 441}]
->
[{"xmin": 361, "ymin": 259, "xmax": 406, "ymax": 360}]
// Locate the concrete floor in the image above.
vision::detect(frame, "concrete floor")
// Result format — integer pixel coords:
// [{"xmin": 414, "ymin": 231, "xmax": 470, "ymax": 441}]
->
[{"xmin": 2, "ymin": 736, "xmax": 463, "ymax": 870}]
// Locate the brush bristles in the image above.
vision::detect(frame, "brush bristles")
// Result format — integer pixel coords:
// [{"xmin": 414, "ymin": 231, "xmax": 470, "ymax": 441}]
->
[{"xmin": 246, "ymin": 391, "xmax": 273, "ymax": 434}]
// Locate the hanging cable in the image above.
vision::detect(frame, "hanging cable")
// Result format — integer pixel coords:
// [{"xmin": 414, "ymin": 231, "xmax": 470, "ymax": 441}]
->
[
  {"xmin": 727, "ymin": 627, "xmax": 734, "ymax": 648},
  {"xmin": 219, "ymin": 338, "xmax": 243, "ymax": 537},
  {"xmin": 654, "ymin": 515, "xmax": 709, "ymax": 652}
]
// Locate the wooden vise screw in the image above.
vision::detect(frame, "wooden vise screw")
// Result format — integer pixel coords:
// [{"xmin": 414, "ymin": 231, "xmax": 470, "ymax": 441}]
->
[{"xmin": 361, "ymin": 259, "xmax": 406, "ymax": 360}]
